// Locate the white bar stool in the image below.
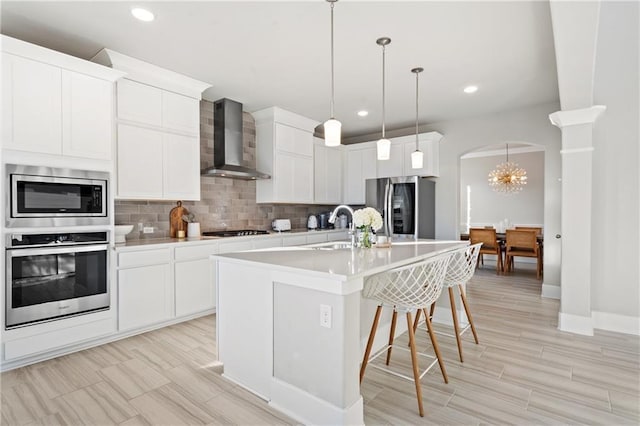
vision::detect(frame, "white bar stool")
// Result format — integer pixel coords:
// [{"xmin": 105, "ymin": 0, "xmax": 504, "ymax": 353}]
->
[
  {"xmin": 413, "ymin": 243, "xmax": 482, "ymax": 362},
  {"xmin": 359, "ymin": 252, "xmax": 453, "ymax": 417}
]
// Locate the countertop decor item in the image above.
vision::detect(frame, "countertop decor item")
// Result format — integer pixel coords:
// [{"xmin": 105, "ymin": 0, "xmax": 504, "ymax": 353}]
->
[
  {"xmin": 353, "ymin": 207, "xmax": 383, "ymax": 248},
  {"xmin": 169, "ymin": 201, "xmax": 188, "ymax": 238},
  {"xmin": 114, "ymin": 225, "xmax": 133, "ymax": 243}
]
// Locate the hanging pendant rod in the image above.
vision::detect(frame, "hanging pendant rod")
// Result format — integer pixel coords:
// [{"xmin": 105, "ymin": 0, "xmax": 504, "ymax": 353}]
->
[
  {"xmin": 412, "ymin": 67, "xmax": 423, "ymax": 150},
  {"xmin": 328, "ymin": 0, "xmax": 336, "ymax": 118},
  {"xmin": 377, "ymin": 37, "xmax": 391, "ymax": 138}
]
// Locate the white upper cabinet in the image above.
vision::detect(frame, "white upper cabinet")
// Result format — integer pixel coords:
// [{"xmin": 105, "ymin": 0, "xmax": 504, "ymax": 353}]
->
[
  {"xmin": 254, "ymin": 107, "xmax": 319, "ymax": 204},
  {"xmin": 401, "ymin": 135, "xmax": 441, "ymax": 177},
  {"xmin": 62, "ymin": 71, "xmax": 114, "ymax": 160},
  {"xmin": 117, "ymin": 124, "xmax": 164, "ymax": 199},
  {"xmin": 314, "ymin": 139, "xmax": 342, "ymax": 204},
  {"xmin": 116, "ymin": 78, "xmax": 162, "ymax": 126},
  {"xmin": 343, "ymin": 142, "xmax": 377, "ymax": 205},
  {"xmin": 376, "ymin": 133, "xmax": 442, "ymax": 178},
  {"xmin": 2, "ymin": 52, "xmax": 62, "ymax": 155},
  {"xmin": 92, "ymin": 48, "xmax": 211, "ymax": 200},
  {"xmin": 1, "ymin": 36, "xmax": 124, "ymax": 160}
]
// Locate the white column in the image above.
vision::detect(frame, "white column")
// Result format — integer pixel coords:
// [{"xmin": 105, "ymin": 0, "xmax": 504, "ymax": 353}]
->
[{"xmin": 549, "ymin": 106, "xmax": 605, "ymax": 335}]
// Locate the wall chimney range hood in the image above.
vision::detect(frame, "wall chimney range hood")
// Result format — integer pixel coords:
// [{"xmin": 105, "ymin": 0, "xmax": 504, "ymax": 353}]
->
[{"xmin": 201, "ymin": 98, "xmax": 270, "ymax": 180}]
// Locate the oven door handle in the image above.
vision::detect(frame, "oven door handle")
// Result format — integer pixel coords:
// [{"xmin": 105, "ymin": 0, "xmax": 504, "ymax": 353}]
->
[{"xmin": 7, "ymin": 244, "xmax": 109, "ymax": 258}]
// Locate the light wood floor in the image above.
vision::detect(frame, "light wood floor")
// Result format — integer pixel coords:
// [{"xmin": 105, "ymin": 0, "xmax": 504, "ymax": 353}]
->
[{"xmin": 2, "ymin": 265, "xmax": 639, "ymax": 425}]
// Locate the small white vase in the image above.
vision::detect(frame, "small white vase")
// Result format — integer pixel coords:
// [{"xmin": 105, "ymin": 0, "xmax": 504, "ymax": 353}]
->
[{"xmin": 187, "ymin": 222, "xmax": 200, "ymax": 238}]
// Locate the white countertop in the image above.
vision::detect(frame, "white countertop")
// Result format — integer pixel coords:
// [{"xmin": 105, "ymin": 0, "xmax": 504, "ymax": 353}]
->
[
  {"xmin": 114, "ymin": 228, "xmax": 348, "ymax": 251},
  {"xmin": 213, "ymin": 239, "xmax": 468, "ymax": 281}
]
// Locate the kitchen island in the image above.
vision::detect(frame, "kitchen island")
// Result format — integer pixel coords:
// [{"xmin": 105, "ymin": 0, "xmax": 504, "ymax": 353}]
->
[{"xmin": 212, "ymin": 239, "xmax": 466, "ymax": 425}]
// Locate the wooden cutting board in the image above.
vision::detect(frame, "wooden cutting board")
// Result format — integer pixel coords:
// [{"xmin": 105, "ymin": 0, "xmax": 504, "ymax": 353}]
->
[{"xmin": 169, "ymin": 201, "xmax": 188, "ymax": 238}]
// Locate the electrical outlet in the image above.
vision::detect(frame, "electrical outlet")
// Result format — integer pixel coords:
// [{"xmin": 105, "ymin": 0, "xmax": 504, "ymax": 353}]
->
[
  {"xmin": 143, "ymin": 226, "xmax": 154, "ymax": 234},
  {"xmin": 320, "ymin": 304, "xmax": 332, "ymax": 328}
]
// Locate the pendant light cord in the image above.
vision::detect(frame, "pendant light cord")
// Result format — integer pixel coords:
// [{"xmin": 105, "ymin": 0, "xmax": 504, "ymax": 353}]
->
[
  {"xmin": 382, "ymin": 43, "xmax": 386, "ymax": 138},
  {"xmin": 506, "ymin": 143, "xmax": 509, "ymax": 162},
  {"xmin": 415, "ymin": 70, "xmax": 419, "ymax": 150},
  {"xmin": 330, "ymin": 1, "xmax": 335, "ymax": 119}
]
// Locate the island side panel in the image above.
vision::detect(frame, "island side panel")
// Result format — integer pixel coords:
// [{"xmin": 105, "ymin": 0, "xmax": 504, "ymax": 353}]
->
[
  {"xmin": 273, "ymin": 282, "xmax": 361, "ymax": 408},
  {"xmin": 217, "ymin": 261, "xmax": 273, "ymax": 399}
]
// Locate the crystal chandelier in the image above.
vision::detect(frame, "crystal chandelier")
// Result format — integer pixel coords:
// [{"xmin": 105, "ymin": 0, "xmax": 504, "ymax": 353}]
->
[{"xmin": 488, "ymin": 144, "xmax": 527, "ymax": 195}]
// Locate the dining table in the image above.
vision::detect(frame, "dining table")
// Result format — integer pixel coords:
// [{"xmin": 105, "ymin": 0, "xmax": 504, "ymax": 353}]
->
[{"xmin": 460, "ymin": 231, "xmax": 544, "ymax": 274}]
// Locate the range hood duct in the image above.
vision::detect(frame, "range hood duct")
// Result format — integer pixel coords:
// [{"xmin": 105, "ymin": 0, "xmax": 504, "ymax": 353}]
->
[{"xmin": 201, "ymin": 98, "xmax": 270, "ymax": 180}]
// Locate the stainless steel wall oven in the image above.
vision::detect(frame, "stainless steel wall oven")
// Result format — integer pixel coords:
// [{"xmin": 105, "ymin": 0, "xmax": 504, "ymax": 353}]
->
[
  {"xmin": 6, "ymin": 232, "xmax": 110, "ymax": 328},
  {"xmin": 6, "ymin": 164, "xmax": 108, "ymax": 227}
]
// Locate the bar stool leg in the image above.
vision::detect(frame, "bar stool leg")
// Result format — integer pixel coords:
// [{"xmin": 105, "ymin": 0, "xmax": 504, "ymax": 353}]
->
[
  {"xmin": 406, "ymin": 312, "xmax": 424, "ymax": 417},
  {"xmin": 422, "ymin": 308, "xmax": 448, "ymax": 384},
  {"xmin": 449, "ymin": 287, "xmax": 464, "ymax": 362},
  {"xmin": 429, "ymin": 303, "xmax": 436, "ymax": 320},
  {"xmin": 360, "ymin": 305, "xmax": 382, "ymax": 383},
  {"xmin": 386, "ymin": 309, "xmax": 398, "ymax": 365},
  {"xmin": 458, "ymin": 284, "xmax": 479, "ymax": 344}
]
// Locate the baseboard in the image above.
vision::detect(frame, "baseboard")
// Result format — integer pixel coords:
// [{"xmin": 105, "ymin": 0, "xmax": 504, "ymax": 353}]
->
[
  {"xmin": 270, "ymin": 377, "xmax": 364, "ymax": 426},
  {"xmin": 558, "ymin": 312, "xmax": 594, "ymax": 336},
  {"xmin": 592, "ymin": 311, "xmax": 640, "ymax": 336},
  {"xmin": 542, "ymin": 284, "xmax": 561, "ymax": 299}
]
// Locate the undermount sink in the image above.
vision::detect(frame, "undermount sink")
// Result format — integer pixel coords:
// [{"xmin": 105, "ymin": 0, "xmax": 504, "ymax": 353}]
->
[{"xmin": 306, "ymin": 241, "xmax": 354, "ymax": 250}]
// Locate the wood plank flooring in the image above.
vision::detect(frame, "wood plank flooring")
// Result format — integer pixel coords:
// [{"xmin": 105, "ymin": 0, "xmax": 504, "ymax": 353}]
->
[{"xmin": 2, "ymin": 264, "xmax": 639, "ymax": 425}]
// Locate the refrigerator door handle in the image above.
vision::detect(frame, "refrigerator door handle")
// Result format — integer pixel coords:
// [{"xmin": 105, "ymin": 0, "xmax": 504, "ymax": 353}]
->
[{"xmin": 385, "ymin": 181, "xmax": 394, "ymax": 238}]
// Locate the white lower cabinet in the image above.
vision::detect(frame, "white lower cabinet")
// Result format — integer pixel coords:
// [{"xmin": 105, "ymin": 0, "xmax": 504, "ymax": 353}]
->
[
  {"xmin": 175, "ymin": 259, "xmax": 216, "ymax": 317},
  {"xmin": 118, "ymin": 264, "xmax": 172, "ymax": 331}
]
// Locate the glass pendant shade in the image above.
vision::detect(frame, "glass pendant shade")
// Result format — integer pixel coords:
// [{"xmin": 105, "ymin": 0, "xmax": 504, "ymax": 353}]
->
[
  {"xmin": 411, "ymin": 150, "xmax": 424, "ymax": 169},
  {"xmin": 324, "ymin": 118, "xmax": 341, "ymax": 147},
  {"xmin": 377, "ymin": 138, "xmax": 391, "ymax": 160}
]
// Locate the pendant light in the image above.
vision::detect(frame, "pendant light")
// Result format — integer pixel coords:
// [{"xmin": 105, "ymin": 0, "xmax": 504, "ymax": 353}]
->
[
  {"xmin": 323, "ymin": 0, "xmax": 341, "ymax": 147},
  {"xmin": 411, "ymin": 67, "xmax": 424, "ymax": 169},
  {"xmin": 376, "ymin": 37, "xmax": 391, "ymax": 160}
]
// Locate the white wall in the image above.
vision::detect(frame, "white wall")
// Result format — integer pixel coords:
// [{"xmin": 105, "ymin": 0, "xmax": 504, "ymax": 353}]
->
[
  {"xmin": 460, "ymin": 150, "xmax": 545, "ymax": 230},
  {"xmin": 421, "ymin": 102, "xmax": 562, "ymax": 290},
  {"xmin": 591, "ymin": 1, "xmax": 639, "ymax": 318}
]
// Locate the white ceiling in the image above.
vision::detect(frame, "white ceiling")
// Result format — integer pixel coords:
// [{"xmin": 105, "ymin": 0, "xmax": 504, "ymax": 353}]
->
[{"xmin": 1, "ymin": 1, "xmax": 559, "ymax": 139}]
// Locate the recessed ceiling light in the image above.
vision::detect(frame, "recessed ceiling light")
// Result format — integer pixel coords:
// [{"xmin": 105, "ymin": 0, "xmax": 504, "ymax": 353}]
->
[
  {"xmin": 131, "ymin": 7, "xmax": 155, "ymax": 22},
  {"xmin": 463, "ymin": 85, "xmax": 478, "ymax": 94},
  {"xmin": 357, "ymin": 110, "xmax": 369, "ymax": 117}
]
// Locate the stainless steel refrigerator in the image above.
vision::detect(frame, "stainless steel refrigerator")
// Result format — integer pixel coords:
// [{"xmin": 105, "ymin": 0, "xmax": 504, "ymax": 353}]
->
[{"xmin": 365, "ymin": 176, "xmax": 435, "ymax": 239}]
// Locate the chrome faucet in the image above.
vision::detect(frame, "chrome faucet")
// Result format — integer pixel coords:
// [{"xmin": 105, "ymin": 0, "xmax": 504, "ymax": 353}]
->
[{"xmin": 329, "ymin": 205, "xmax": 356, "ymax": 246}]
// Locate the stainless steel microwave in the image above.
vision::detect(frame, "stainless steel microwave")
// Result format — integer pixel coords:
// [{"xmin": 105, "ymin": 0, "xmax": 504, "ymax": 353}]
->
[{"xmin": 6, "ymin": 164, "xmax": 109, "ymax": 227}]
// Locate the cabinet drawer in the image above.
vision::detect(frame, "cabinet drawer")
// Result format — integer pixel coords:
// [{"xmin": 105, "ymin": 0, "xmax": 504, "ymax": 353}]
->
[
  {"xmin": 118, "ymin": 248, "xmax": 170, "ymax": 268},
  {"xmin": 4, "ymin": 317, "xmax": 114, "ymax": 360},
  {"xmin": 282, "ymin": 235, "xmax": 308, "ymax": 247},
  {"xmin": 306, "ymin": 233, "xmax": 328, "ymax": 244},
  {"xmin": 218, "ymin": 241, "xmax": 253, "ymax": 254},
  {"xmin": 175, "ymin": 243, "xmax": 219, "ymax": 261}
]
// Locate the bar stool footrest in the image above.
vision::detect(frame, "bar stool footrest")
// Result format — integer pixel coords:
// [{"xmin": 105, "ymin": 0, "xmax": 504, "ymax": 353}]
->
[{"xmin": 367, "ymin": 344, "xmax": 438, "ymax": 382}]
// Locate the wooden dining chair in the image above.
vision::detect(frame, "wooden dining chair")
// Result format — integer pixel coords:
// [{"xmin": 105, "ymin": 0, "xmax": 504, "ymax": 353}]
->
[
  {"xmin": 469, "ymin": 228, "xmax": 502, "ymax": 273},
  {"xmin": 505, "ymin": 229, "xmax": 542, "ymax": 279},
  {"xmin": 514, "ymin": 226, "xmax": 543, "ymax": 272}
]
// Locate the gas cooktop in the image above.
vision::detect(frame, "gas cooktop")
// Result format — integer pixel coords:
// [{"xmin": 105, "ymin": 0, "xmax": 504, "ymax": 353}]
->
[{"xmin": 202, "ymin": 229, "xmax": 270, "ymax": 238}]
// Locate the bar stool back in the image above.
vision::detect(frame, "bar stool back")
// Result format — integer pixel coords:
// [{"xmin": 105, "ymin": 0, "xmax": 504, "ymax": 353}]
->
[{"xmin": 360, "ymin": 252, "xmax": 453, "ymax": 417}]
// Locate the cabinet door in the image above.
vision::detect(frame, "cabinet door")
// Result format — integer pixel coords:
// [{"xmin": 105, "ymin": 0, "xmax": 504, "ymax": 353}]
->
[
  {"xmin": 175, "ymin": 259, "xmax": 215, "ymax": 317},
  {"xmin": 377, "ymin": 143, "xmax": 404, "ymax": 178},
  {"xmin": 275, "ymin": 123, "xmax": 313, "ymax": 156},
  {"xmin": 274, "ymin": 152, "xmax": 313, "ymax": 203},
  {"xmin": 402, "ymin": 139, "xmax": 439, "ymax": 177},
  {"xmin": 163, "ymin": 133, "xmax": 200, "ymax": 200},
  {"xmin": 117, "ymin": 79, "xmax": 162, "ymax": 126},
  {"xmin": 314, "ymin": 144, "xmax": 342, "ymax": 204},
  {"xmin": 2, "ymin": 53, "xmax": 62, "ymax": 154},
  {"xmin": 62, "ymin": 71, "xmax": 113, "ymax": 160},
  {"xmin": 162, "ymin": 91, "xmax": 199, "ymax": 134},
  {"xmin": 117, "ymin": 124, "xmax": 163, "ymax": 199},
  {"xmin": 344, "ymin": 146, "xmax": 376, "ymax": 204},
  {"xmin": 118, "ymin": 264, "xmax": 172, "ymax": 331}
]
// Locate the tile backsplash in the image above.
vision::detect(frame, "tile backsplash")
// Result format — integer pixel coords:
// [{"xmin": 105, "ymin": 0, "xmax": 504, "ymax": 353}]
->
[{"xmin": 115, "ymin": 100, "xmax": 336, "ymax": 240}]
